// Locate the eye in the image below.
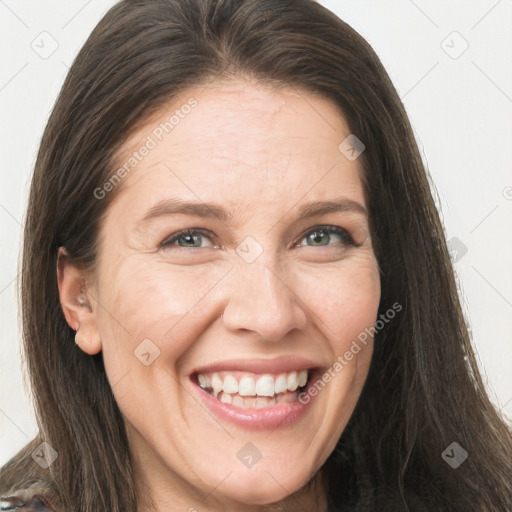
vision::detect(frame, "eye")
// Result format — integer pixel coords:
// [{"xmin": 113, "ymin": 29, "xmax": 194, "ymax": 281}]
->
[
  {"xmin": 159, "ymin": 225, "xmax": 358, "ymax": 251},
  {"xmin": 295, "ymin": 225, "xmax": 357, "ymax": 248},
  {"xmin": 160, "ymin": 228, "xmax": 218, "ymax": 249}
]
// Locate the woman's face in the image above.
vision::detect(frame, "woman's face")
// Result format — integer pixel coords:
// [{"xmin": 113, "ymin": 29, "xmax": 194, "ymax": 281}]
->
[{"xmin": 67, "ymin": 79, "xmax": 381, "ymax": 509}]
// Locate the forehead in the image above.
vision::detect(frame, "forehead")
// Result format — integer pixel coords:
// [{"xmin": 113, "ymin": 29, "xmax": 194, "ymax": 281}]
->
[{"xmin": 107, "ymin": 79, "xmax": 366, "ymax": 224}]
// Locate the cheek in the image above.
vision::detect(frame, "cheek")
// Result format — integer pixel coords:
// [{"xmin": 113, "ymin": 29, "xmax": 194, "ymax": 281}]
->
[
  {"xmin": 95, "ymin": 257, "xmax": 229, "ymax": 370},
  {"xmin": 297, "ymin": 257, "xmax": 381, "ymax": 345},
  {"xmin": 97, "ymin": 251, "xmax": 380, "ymax": 351},
  {"xmin": 95, "ymin": 250, "xmax": 380, "ymax": 393},
  {"xmin": 296, "ymin": 259, "xmax": 380, "ymax": 446}
]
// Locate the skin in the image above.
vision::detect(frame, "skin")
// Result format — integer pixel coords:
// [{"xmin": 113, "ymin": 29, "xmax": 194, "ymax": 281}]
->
[{"xmin": 58, "ymin": 78, "xmax": 381, "ymax": 511}]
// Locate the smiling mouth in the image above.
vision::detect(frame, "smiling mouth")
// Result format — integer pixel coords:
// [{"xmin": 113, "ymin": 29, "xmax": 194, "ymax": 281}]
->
[{"xmin": 192, "ymin": 369, "xmax": 312, "ymax": 409}]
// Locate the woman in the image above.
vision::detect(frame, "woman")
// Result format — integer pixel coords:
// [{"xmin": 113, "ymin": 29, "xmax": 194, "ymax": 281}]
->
[{"xmin": 1, "ymin": 0, "xmax": 511, "ymax": 510}]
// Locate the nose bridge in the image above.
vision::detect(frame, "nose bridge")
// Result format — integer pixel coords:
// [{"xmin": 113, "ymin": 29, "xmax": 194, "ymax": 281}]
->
[{"xmin": 221, "ymin": 248, "xmax": 307, "ymax": 341}]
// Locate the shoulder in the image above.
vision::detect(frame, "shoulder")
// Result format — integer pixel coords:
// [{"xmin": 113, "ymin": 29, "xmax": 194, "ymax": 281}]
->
[{"xmin": 0, "ymin": 438, "xmax": 64, "ymax": 512}]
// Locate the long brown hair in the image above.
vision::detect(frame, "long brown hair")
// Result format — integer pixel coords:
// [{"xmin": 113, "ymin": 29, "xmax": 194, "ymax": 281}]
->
[{"xmin": 1, "ymin": 0, "xmax": 511, "ymax": 510}]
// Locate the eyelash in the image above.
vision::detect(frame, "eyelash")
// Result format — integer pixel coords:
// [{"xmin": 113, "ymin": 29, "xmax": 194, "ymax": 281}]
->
[{"xmin": 159, "ymin": 225, "xmax": 358, "ymax": 250}]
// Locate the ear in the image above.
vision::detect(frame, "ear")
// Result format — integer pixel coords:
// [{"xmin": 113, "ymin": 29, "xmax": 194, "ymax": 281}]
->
[{"xmin": 56, "ymin": 247, "xmax": 102, "ymax": 355}]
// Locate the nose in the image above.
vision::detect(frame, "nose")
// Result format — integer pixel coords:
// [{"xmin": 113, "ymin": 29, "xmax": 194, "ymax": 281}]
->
[{"xmin": 221, "ymin": 258, "xmax": 308, "ymax": 342}]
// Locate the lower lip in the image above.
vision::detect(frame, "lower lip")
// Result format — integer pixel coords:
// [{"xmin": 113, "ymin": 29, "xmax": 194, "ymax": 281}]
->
[{"xmin": 191, "ymin": 374, "xmax": 318, "ymax": 431}]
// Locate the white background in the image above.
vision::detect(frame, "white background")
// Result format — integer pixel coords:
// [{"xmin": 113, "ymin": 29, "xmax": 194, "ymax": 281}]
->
[{"xmin": 1, "ymin": 0, "xmax": 511, "ymax": 466}]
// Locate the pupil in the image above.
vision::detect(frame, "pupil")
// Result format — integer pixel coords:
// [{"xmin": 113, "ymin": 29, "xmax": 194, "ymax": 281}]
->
[
  {"xmin": 310, "ymin": 230, "xmax": 327, "ymax": 246},
  {"xmin": 181, "ymin": 234, "xmax": 198, "ymax": 247}
]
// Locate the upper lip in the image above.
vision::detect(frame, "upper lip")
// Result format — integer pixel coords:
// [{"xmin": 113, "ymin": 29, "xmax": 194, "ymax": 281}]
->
[{"xmin": 190, "ymin": 356, "xmax": 323, "ymax": 376}]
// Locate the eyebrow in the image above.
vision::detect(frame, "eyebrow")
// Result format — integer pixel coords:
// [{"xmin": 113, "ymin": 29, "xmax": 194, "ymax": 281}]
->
[{"xmin": 138, "ymin": 196, "xmax": 367, "ymax": 226}]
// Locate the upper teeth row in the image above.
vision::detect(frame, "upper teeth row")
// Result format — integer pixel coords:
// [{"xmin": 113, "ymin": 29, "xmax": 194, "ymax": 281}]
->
[{"xmin": 197, "ymin": 370, "xmax": 308, "ymax": 397}]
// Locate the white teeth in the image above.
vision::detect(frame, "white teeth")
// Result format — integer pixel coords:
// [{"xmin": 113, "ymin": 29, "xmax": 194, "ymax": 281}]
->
[
  {"xmin": 211, "ymin": 373, "xmax": 223, "ymax": 394},
  {"xmin": 197, "ymin": 369, "xmax": 311, "ymax": 397},
  {"xmin": 220, "ymin": 393, "xmax": 232, "ymax": 404},
  {"xmin": 238, "ymin": 376, "xmax": 256, "ymax": 396},
  {"xmin": 197, "ymin": 374, "xmax": 208, "ymax": 389},
  {"xmin": 255, "ymin": 374, "xmax": 274, "ymax": 397},
  {"xmin": 287, "ymin": 371, "xmax": 299, "ymax": 391},
  {"xmin": 232, "ymin": 395, "xmax": 244, "ymax": 407},
  {"xmin": 274, "ymin": 373, "xmax": 288, "ymax": 394},
  {"xmin": 223, "ymin": 374, "xmax": 238, "ymax": 394},
  {"xmin": 217, "ymin": 393, "xmax": 280, "ymax": 409},
  {"xmin": 256, "ymin": 396, "xmax": 276, "ymax": 408},
  {"xmin": 255, "ymin": 399, "xmax": 267, "ymax": 409}
]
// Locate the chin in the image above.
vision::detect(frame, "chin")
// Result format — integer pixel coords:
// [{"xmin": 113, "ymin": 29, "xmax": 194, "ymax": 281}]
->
[{"xmin": 221, "ymin": 465, "xmax": 310, "ymax": 506}]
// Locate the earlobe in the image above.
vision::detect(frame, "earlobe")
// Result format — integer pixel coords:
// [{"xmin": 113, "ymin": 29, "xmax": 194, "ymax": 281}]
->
[{"xmin": 57, "ymin": 247, "xmax": 102, "ymax": 355}]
